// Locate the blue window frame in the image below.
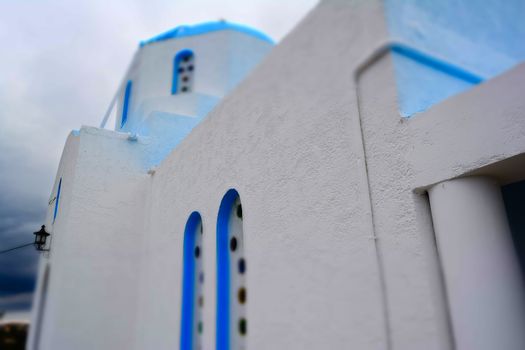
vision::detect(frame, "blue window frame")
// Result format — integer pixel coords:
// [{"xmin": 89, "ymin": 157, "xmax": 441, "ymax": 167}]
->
[
  {"xmin": 172, "ymin": 50, "xmax": 195, "ymax": 94},
  {"xmin": 217, "ymin": 189, "xmax": 246, "ymax": 350},
  {"xmin": 121, "ymin": 80, "xmax": 132, "ymax": 128},
  {"xmin": 181, "ymin": 212, "xmax": 204, "ymax": 350},
  {"xmin": 53, "ymin": 178, "xmax": 62, "ymax": 223}
]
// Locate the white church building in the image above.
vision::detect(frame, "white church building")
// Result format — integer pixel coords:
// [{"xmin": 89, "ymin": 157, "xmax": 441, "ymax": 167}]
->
[{"xmin": 27, "ymin": 1, "xmax": 525, "ymax": 349}]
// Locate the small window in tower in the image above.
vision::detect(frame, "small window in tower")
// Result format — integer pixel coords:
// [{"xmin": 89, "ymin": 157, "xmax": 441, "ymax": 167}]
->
[
  {"xmin": 172, "ymin": 50, "xmax": 195, "ymax": 95},
  {"xmin": 121, "ymin": 80, "xmax": 132, "ymax": 128}
]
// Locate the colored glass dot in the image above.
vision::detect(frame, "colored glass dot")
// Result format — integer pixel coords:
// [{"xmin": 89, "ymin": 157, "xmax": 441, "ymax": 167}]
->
[
  {"xmin": 236, "ymin": 204, "xmax": 243, "ymax": 219},
  {"xmin": 238, "ymin": 287, "xmax": 246, "ymax": 304},
  {"xmin": 230, "ymin": 237, "xmax": 237, "ymax": 252},
  {"xmin": 198, "ymin": 295, "xmax": 204, "ymax": 307},
  {"xmin": 200, "ymin": 225, "xmax": 203, "ymax": 234},
  {"xmin": 199, "ymin": 272, "xmax": 204, "ymax": 283},
  {"xmin": 181, "ymin": 86, "xmax": 188, "ymax": 92},
  {"xmin": 194, "ymin": 246, "xmax": 200, "ymax": 258},
  {"xmin": 178, "ymin": 67, "xmax": 184, "ymax": 73},
  {"xmin": 238, "ymin": 318, "xmax": 247, "ymax": 336},
  {"xmin": 188, "ymin": 65, "xmax": 194, "ymax": 71},
  {"xmin": 238, "ymin": 258, "xmax": 246, "ymax": 274},
  {"xmin": 182, "ymin": 76, "xmax": 189, "ymax": 82},
  {"xmin": 198, "ymin": 321, "xmax": 203, "ymax": 334}
]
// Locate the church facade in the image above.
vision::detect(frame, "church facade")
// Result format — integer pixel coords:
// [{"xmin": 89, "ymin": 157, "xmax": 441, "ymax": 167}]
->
[{"xmin": 27, "ymin": 1, "xmax": 525, "ymax": 349}]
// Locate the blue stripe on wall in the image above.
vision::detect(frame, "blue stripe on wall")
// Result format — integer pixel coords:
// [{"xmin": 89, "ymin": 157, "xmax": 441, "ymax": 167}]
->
[
  {"xmin": 121, "ymin": 81, "xmax": 132, "ymax": 128},
  {"xmin": 389, "ymin": 44, "xmax": 483, "ymax": 117},
  {"xmin": 53, "ymin": 178, "xmax": 62, "ymax": 223},
  {"xmin": 391, "ymin": 45, "xmax": 482, "ymax": 85},
  {"xmin": 140, "ymin": 21, "xmax": 274, "ymax": 47}
]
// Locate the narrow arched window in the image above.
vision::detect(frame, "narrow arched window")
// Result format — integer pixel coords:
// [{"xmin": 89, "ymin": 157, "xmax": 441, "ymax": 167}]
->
[
  {"xmin": 121, "ymin": 80, "xmax": 132, "ymax": 128},
  {"xmin": 180, "ymin": 212, "xmax": 204, "ymax": 350},
  {"xmin": 172, "ymin": 50, "xmax": 195, "ymax": 94},
  {"xmin": 217, "ymin": 189, "xmax": 246, "ymax": 350},
  {"xmin": 53, "ymin": 178, "xmax": 62, "ymax": 223}
]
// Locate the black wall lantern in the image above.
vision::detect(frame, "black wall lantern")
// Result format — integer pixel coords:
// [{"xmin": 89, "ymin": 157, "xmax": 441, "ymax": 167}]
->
[{"xmin": 34, "ymin": 225, "xmax": 50, "ymax": 251}]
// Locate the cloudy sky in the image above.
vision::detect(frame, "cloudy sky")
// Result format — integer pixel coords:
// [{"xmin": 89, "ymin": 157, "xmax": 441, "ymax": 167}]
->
[{"xmin": 0, "ymin": 0, "xmax": 318, "ymax": 314}]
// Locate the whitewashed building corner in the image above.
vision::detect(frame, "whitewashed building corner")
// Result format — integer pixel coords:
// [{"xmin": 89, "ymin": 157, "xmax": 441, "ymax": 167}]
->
[{"xmin": 27, "ymin": 1, "xmax": 525, "ymax": 349}]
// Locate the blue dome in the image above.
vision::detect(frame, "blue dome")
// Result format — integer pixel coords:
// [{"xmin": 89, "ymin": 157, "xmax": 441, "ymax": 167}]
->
[{"xmin": 139, "ymin": 21, "xmax": 274, "ymax": 47}]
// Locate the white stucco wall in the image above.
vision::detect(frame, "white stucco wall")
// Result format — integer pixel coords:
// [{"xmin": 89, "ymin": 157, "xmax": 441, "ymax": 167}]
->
[
  {"xmin": 28, "ymin": 0, "xmax": 525, "ymax": 349},
  {"xmin": 357, "ymin": 52, "xmax": 453, "ymax": 349},
  {"xmin": 136, "ymin": 2, "xmax": 393, "ymax": 348},
  {"xmin": 134, "ymin": 1, "xmax": 525, "ymax": 348},
  {"xmin": 27, "ymin": 132, "xmax": 80, "ymax": 350},
  {"xmin": 28, "ymin": 128, "xmax": 152, "ymax": 350}
]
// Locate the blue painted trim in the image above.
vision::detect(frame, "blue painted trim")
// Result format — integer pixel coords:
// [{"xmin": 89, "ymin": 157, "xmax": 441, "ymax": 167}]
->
[
  {"xmin": 53, "ymin": 178, "xmax": 62, "ymax": 223},
  {"xmin": 140, "ymin": 21, "xmax": 274, "ymax": 47},
  {"xmin": 180, "ymin": 211, "xmax": 202, "ymax": 350},
  {"xmin": 121, "ymin": 81, "xmax": 132, "ymax": 128},
  {"xmin": 172, "ymin": 50, "xmax": 194, "ymax": 95},
  {"xmin": 391, "ymin": 44, "xmax": 484, "ymax": 84},
  {"xmin": 216, "ymin": 189, "xmax": 239, "ymax": 350}
]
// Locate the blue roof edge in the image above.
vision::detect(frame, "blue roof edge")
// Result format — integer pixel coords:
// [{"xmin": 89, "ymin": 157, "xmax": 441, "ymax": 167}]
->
[{"xmin": 139, "ymin": 21, "xmax": 274, "ymax": 47}]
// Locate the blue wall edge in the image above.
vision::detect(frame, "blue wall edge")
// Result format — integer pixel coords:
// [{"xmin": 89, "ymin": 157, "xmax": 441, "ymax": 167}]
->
[{"xmin": 140, "ymin": 21, "xmax": 274, "ymax": 47}]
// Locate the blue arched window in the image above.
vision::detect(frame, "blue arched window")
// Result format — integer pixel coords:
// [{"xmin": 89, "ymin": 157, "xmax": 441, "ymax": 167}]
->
[
  {"xmin": 53, "ymin": 178, "xmax": 62, "ymax": 223},
  {"xmin": 121, "ymin": 80, "xmax": 132, "ymax": 128},
  {"xmin": 172, "ymin": 50, "xmax": 195, "ymax": 94},
  {"xmin": 217, "ymin": 189, "xmax": 246, "ymax": 350},
  {"xmin": 180, "ymin": 212, "xmax": 204, "ymax": 350}
]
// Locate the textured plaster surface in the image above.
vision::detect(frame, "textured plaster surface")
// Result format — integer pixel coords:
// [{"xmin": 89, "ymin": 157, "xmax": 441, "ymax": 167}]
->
[
  {"xmin": 357, "ymin": 53, "xmax": 453, "ymax": 350},
  {"xmin": 30, "ymin": 128, "xmax": 150, "ymax": 350},
  {"xmin": 409, "ymin": 63, "xmax": 525, "ymax": 190},
  {"xmin": 28, "ymin": 0, "xmax": 525, "ymax": 349},
  {"xmin": 136, "ymin": 1, "xmax": 391, "ymax": 348},
  {"xmin": 27, "ymin": 132, "xmax": 80, "ymax": 350},
  {"xmin": 357, "ymin": 54, "xmax": 525, "ymax": 350}
]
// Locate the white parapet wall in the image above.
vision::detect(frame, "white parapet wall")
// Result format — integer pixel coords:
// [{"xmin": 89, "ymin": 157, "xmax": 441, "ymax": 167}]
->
[{"xmin": 28, "ymin": 127, "xmax": 150, "ymax": 349}]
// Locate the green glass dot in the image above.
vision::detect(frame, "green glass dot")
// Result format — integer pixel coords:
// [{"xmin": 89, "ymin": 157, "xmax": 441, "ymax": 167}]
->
[{"xmin": 238, "ymin": 318, "xmax": 247, "ymax": 336}]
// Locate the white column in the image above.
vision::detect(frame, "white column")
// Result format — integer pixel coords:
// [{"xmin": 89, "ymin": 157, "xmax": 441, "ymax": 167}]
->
[{"xmin": 428, "ymin": 176, "xmax": 525, "ymax": 350}]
